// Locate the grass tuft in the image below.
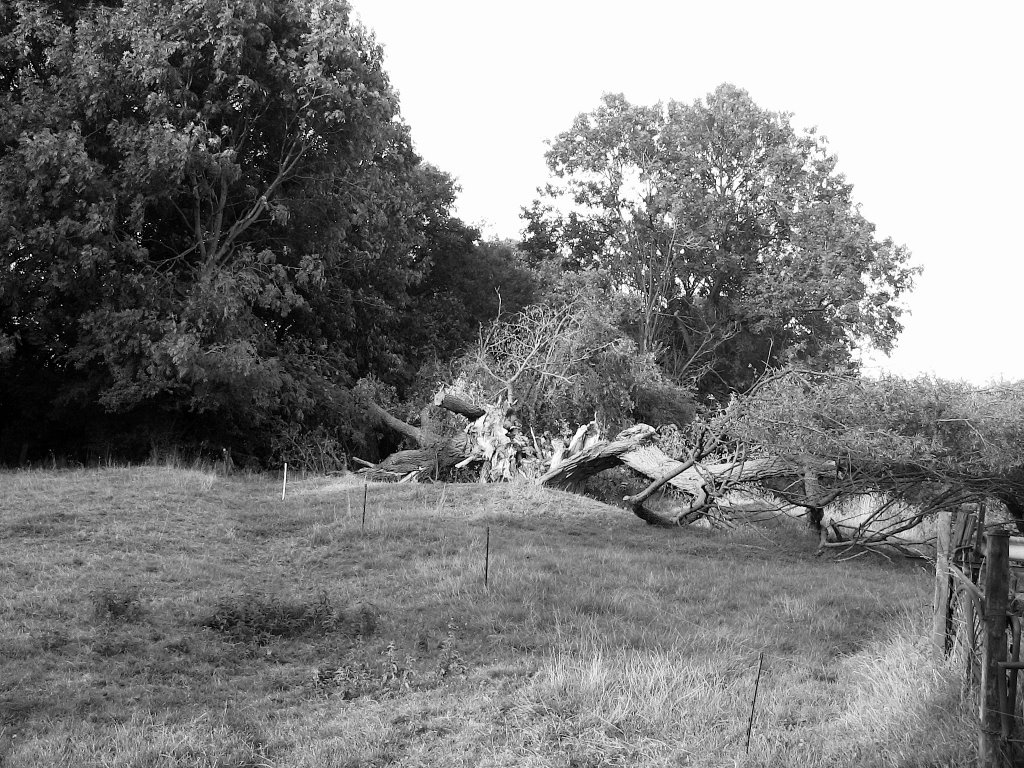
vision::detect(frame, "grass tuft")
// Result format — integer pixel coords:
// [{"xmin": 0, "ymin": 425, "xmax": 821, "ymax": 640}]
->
[{"xmin": 90, "ymin": 583, "xmax": 145, "ymax": 623}]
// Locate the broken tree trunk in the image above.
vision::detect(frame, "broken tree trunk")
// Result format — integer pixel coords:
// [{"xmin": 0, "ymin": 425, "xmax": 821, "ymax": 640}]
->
[
  {"xmin": 360, "ymin": 399, "xmax": 476, "ymax": 479},
  {"xmin": 538, "ymin": 423, "xmax": 836, "ymax": 526},
  {"xmin": 620, "ymin": 444, "xmax": 832, "ymax": 497},
  {"xmin": 622, "ymin": 431, "xmax": 719, "ymax": 527},
  {"xmin": 536, "ymin": 425, "xmax": 658, "ymax": 490},
  {"xmin": 361, "ymin": 391, "xmax": 528, "ymax": 481},
  {"xmin": 364, "ymin": 443, "xmax": 477, "ymax": 480}
]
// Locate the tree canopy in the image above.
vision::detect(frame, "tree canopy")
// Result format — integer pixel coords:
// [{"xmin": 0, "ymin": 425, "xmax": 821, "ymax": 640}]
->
[
  {"xmin": 524, "ymin": 85, "xmax": 918, "ymax": 395},
  {"xmin": 0, "ymin": 0, "xmax": 532, "ymax": 465},
  {"xmin": 1, "ymin": 7, "xmax": 938, "ymax": 478}
]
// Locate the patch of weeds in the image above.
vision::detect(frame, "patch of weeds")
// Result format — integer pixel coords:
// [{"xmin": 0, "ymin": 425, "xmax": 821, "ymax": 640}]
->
[
  {"xmin": 381, "ymin": 641, "xmax": 417, "ymax": 693},
  {"xmin": 201, "ymin": 591, "xmax": 369, "ymax": 644},
  {"xmin": 314, "ymin": 656, "xmax": 376, "ymax": 700},
  {"xmin": 91, "ymin": 584, "xmax": 144, "ymax": 622},
  {"xmin": 314, "ymin": 640, "xmax": 418, "ymax": 700},
  {"xmin": 434, "ymin": 623, "xmax": 468, "ymax": 682}
]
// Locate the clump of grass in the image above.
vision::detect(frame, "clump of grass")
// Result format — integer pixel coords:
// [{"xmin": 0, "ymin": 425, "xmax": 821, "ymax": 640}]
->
[
  {"xmin": 200, "ymin": 591, "xmax": 373, "ymax": 643},
  {"xmin": 814, "ymin": 612, "xmax": 978, "ymax": 766},
  {"xmin": 90, "ymin": 584, "xmax": 144, "ymax": 622}
]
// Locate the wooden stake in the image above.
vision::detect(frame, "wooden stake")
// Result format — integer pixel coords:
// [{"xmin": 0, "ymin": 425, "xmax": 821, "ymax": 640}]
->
[
  {"xmin": 932, "ymin": 509, "xmax": 953, "ymax": 658},
  {"xmin": 362, "ymin": 483, "xmax": 367, "ymax": 531},
  {"xmin": 980, "ymin": 529, "xmax": 1010, "ymax": 767},
  {"xmin": 746, "ymin": 652, "xmax": 764, "ymax": 754},
  {"xmin": 484, "ymin": 527, "xmax": 490, "ymax": 588},
  {"xmin": 281, "ymin": 463, "xmax": 288, "ymax": 500}
]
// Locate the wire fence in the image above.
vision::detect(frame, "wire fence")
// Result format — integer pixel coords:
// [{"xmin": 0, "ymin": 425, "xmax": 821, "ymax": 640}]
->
[{"xmin": 938, "ymin": 507, "xmax": 1024, "ymax": 766}]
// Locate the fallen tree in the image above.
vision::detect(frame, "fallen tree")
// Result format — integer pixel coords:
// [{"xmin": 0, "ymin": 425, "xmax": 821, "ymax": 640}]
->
[
  {"xmin": 355, "ymin": 366, "xmax": 1024, "ymax": 560},
  {"xmin": 357, "ymin": 389, "xmax": 531, "ymax": 482},
  {"xmin": 361, "ymin": 385, "xmax": 839, "ymax": 529},
  {"xmin": 357, "ymin": 399, "xmax": 475, "ymax": 481},
  {"xmin": 536, "ymin": 423, "xmax": 836, "ymax": 527}
]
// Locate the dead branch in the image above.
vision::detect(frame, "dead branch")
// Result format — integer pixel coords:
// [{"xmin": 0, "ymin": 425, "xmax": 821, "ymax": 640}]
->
[
  {"xmin": 536, "ymin": 425, "xmax": 658, "ymax": 490},
  {"xmin": 623, "ymin": 430, "xmax": 719, "ymax": 525},
  {"xmin": 433, "ymin": 391, "xmax": 486, "ymax": 421}
]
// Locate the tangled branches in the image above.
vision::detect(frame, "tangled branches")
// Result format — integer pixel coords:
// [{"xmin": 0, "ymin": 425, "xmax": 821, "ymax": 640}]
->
[{"xmin": 728, "ymin": 369, "xmax": 1024, "ymax": 523}]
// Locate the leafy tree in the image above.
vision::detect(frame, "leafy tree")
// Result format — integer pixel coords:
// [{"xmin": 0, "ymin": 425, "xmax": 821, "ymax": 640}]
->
[
  {"xmin": 399, "ymin": 232, "xmax": 538, "ymax": 387},
  {"xmin": 0, "ymin": 0, "xmax": 460, "ymax": 464},
  {"xmin": 524, "ymin": 85, "xmax": 918, "ymax": 395}
]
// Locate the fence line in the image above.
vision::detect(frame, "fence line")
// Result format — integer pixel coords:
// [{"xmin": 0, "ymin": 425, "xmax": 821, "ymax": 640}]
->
[{"xmin": 935, "ymin": 506, "xmax": 1024, "ymax": 767}]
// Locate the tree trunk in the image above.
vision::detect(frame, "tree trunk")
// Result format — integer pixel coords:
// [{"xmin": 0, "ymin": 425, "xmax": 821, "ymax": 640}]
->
[
  {"xmin": 362, "ymin": 392, "xmax": 523, "ymax": 481},
  {"xmin": 539, "ymin": 427, "xmax": 836, "ymax": 526},
  {"xmin": 363, "ymin": 444, "xmax": 473, "ymax": 480},
  {"xmin": 621, "ymin": 446, "xmax": 831, "ymax": 496},
  {"xmin": 536, "ymin": 425, "xmax": 658, "ymax": 490},
  {"xmin": 364, "ymin": 400, "xmax": 427, "ymax": 445},
  {"xmin": 361, "ymin": 399, "xmax": 475, "ymax": 478}
]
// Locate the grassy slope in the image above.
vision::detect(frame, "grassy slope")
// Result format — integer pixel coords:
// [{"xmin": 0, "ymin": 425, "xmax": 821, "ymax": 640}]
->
[{"xmin": 0, "ymin": 468, "xmax": 974, "ymax": 767}]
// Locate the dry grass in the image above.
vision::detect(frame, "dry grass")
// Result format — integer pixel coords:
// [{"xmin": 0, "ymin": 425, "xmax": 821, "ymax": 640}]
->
[{"xmin": 0, "ymin": 467, "xmax": 975, "ymax": 766}]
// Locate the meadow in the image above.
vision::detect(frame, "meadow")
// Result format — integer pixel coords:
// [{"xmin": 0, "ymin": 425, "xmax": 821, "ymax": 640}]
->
[{"xmin": 0, "ymin": 467, "xmax": 975, "ymax": 767}]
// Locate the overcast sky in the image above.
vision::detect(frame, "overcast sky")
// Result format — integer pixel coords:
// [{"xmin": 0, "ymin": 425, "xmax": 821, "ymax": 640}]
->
[{"xmin": 353, "ymin": 0, "xmax": 1023, "ymax": 384}]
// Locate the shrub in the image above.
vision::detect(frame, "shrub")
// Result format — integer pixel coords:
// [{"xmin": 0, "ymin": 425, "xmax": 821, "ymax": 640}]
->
[{"xmin": 200, "ymin": 592, "xmax": 374, "ymax": 644}]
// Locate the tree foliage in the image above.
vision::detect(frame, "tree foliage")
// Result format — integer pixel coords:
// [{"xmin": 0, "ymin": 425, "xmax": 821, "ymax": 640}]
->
[
  {"xmin": 727, "ymin": 370, "xmax": 1024, "ymax": 516},
  {"xmin": 0, "ymin": 0, "xmax": 527, "ymax": 465},
  {"xmin": 449, "ymin": 291, "xmax": 694, "ymax": 437},
  {"xmin": 524, "ymin": 85, "xmax": 918, "ymax": 395}
]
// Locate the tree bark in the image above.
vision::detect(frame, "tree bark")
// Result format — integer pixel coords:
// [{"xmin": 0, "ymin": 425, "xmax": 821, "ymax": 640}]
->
[
  {"xmin": 620, "ymin": 446, "xmax": 832, "ymax": 497},
  {"xmin": 537, "ymin": 425, "xmax": 658, "ymax": 490},
  {"xmin": 362, "ymin": 399, "xmax": 475, "ymax": 478},
  {"xmin": 623, "ymin": 431, "xmax": 716, "ymax": 526},
  {"xmin": 433, "ymin": 391, "xmax": 486, "ymax": 421},
  {"xmin": 365, "ymin": 444, "xmax": 473, "ymax": 479}
]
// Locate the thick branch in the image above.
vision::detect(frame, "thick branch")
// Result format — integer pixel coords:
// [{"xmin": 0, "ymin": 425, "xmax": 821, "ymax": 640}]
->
[
  {"xmin": 537, "ymin": 425, "xmax": 658, "ymax": 490},
  {"xmin": 624, "ymin": 431, "xmax": 714, "ymax": 508},
  {"xmin": 433, "ymin": 391, "xmax": 486, "ymax": 421},
  {"xmin": 365, "ymin": 400, "xmax": 426, "ymax": 445},
  {"xmin": 621, "ymin": 447, "xmax": 835, "ymax": 497}
]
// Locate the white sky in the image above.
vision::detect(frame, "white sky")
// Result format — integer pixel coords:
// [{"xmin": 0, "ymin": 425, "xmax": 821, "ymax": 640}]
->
[{"xmin": 354, "ymin": 0, "xmax": 1024, "ymax": 384}]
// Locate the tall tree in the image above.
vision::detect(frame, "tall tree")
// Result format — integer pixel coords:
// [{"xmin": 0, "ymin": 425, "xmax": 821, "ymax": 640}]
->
[
  {"xmin": 0, "ymin": 0, "xmax": 454, "ymax": 463},
  {"xmin": 524, "ymin": 85, "xmax": 917, "ymax": 395}
]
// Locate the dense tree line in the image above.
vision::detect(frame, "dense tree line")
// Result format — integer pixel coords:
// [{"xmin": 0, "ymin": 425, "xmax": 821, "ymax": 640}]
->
[
  {"xmin": 0, "ymin": 0, "xmax": 917, "ymax": 469},
  {"xmin": 0, "ymin": 0, "xmax": 534, "ymax": 465}
]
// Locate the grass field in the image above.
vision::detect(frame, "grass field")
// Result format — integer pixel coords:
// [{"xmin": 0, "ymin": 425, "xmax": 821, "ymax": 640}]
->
[{"xmin": 0, "ymin": 467, "xmax": 974, "ymax": 767}]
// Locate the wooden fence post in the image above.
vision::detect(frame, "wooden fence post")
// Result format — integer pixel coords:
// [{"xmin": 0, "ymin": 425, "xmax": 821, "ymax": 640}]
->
[
  {"xmin": 932, "ymin": 509, "xmax": 953, "ymax": 658},
  {"xmin": 980, "ymin": 529, "xmax": 1010, "ymax": 768}
]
